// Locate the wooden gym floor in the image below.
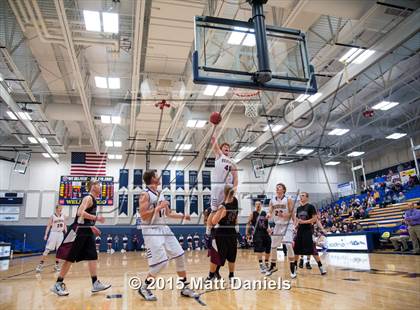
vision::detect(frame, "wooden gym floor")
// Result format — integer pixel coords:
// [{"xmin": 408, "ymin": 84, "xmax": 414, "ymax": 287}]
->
[{"xmin": 0, "ymin": 250, "xmax": 419, "ymax": 309}]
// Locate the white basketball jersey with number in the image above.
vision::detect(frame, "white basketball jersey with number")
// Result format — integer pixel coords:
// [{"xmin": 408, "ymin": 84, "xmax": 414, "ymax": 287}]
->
[
  {"xmin": 50, "ymin": 213, "xmax": 65, "ymax": 232},
  {"xmin": 141, "ymin": 187, "xmax": 166, "ymax": 228},
  {"xmin": 214, "ymin": 154, "xmax": 234, "ymax": 185},
  {"xmin": 271, "ymin": 196, "xmax": 290, "ymax": 225}
]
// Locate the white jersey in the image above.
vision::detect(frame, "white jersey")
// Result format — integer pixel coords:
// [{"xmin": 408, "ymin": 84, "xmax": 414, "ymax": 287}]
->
[
  {"xmin": 50, "ymin": 213, "xmax": 65, "ymax": 232},
  {"xmin": 270, "ymin": 196, "xmax": 291, "ymax": 225},
  {"xmin": 141, "ymin": 187, "xmax": 166, "ymax": 228},
  {"xmin": 123, "ymin": 237, "xmax": 128, "ymax": 243},
  {"xmin": 214, "ymin": 154, "xmax": 234, "ymax": 185}
]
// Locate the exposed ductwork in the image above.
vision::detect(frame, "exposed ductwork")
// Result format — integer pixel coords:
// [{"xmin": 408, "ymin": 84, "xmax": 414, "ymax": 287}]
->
[
  {"xmin": 53, "ymin": 0, "xmax": 99, "ymax": 153},
  {"xmin": 129, "ymin": 0, "xmax": 147, "ymax": 138},
  {"xmin": 8, "ymin": 0, "xmax": 119, "ymax": 49}
]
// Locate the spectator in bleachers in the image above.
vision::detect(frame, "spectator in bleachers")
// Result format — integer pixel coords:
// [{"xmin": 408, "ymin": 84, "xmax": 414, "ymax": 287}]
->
[
  {"xmin": 329, "ymin": 226, "xmax": 339, "ymax": 234},
  {"xmin": 389, "ymin": 222, "xmax": 410, "ymax": 251},
  {"xmin": 404, "ymin": 202, "xmax": 420, "ymax": 254},
  {"xmin": 355, "ymin": 223, "xmax": 363, "ymax": 232},
  {"xmin": 383, "ymin": 194, "xmax": 393, "ymax": 208},
  {"xmin": 373, "ymin": 190, "xmax": 380, "ymax": 202},
  {"xmin": 397, "ymin": 192, "xmax": 406, "ymax": 203},
  {"xmin": 408, "ymin": 175, "xmax": 419, "ymax": 188}
]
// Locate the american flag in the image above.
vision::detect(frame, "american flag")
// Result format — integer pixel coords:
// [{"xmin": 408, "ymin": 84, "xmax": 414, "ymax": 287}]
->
[{"xmin": 70, "ymin": 152, "xmax": 107, "ymax": 176}]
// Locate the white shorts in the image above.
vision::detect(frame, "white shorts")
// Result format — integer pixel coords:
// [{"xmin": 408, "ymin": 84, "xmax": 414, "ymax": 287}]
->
[
  {"xmin": 271, "ymin": 223, "xmax": 294, "ymax": 248},
  {"xmin": 46, "ymin": 231, "xmax": 64, "ymax": 251},
  {"xmin": 143, "ymin": 226, "xmax": 184, "ymax": 267},
  {"xmin": 211, "ymin": 184, "xmax": 231, "ymax": 211}
]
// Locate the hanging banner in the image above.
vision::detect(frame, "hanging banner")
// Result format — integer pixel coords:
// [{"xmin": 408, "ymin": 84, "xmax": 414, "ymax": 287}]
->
[
  {"xmin": 133, "ymin": 169, "xmax": 143, "ymax": 189},
  {"xmin": 118, "ymin": 194, "xmax": 128, "ymax": 215},
  {"xmin": 190, "ymin": 195, "xmax": 198, "ymax": 215},
  {"xmin": 162, "ymin": 170, "xmax": 171, "ymax": 190},
  {"xmin": 189, "ymin": 170, "xmax": 198, "ymax": 190},
  {"xmin": 119, "ymin": 169, "xmax": 129, "ymax": 190},
  {"xmin": 400, "ymin": 168, "xmax": 416, "ymax": 184},
  {"xmin": 337, "ymin": 182, "xmax": 354, "ymax": 197},
  {"xmin": 175, "ymin": 195, "xmax": 185, "ymax": 213},
  {"xmin": 203, "ymin": 195, "xmax": 211, "ymax": 211},
  {"xmin": 176, "ymin": 170, "xmax": 185, "ymax": 190},
  {"xmin": 202, "ymin": 171, "xmax": 211, "ymax": 191},
  {"xmin": 133, "ymin": 194, "xmax": 140, "ymax": 215}
]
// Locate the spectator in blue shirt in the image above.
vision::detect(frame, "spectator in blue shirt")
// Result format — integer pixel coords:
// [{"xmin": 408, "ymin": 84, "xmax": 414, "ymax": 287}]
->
[{"xmin": 404, "ymin": 203, "xmax": 420, "ymax": 254}]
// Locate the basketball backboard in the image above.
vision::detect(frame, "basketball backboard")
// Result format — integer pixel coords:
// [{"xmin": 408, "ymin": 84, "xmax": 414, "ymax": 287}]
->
[{"xmin": 193, "ymin": 15, "xmax": 317, "ymax": 94}]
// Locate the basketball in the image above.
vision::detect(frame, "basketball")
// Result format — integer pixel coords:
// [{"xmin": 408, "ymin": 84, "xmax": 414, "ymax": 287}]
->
[{"xmin": 210, "ymin": 112, "xmax": 222, "ymax": 125}]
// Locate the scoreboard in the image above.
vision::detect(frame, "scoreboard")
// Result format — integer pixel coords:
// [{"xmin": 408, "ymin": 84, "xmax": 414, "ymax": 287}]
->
[{"xmin": 58, "ymin": 176, "xmax": 114, "ymax": 206}]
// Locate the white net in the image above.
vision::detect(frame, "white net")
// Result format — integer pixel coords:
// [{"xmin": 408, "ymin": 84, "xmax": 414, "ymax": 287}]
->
[
  {"xmin": 233, "ymin": 89, "xmax": 260, "ymax": 118},
  {"xmin": 243, "ymin": 101, "xmax": 259, "ymax": 118}
]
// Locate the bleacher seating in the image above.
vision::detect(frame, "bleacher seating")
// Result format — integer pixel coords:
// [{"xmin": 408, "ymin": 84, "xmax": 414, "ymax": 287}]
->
[
  {"xmin": 349, "ymin": 200, "xmax": 420, "ymax": 230},
  {"xmin": 321, "ymin": 184, "xmax": 420, "ymax": 234}
]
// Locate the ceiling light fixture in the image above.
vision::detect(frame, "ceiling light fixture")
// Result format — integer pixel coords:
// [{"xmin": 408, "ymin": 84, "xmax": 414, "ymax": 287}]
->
[
  {"xmin": 296, "ymin": 148, "xmax": 314, "ymax": 155},
  {"xmin": 385, "ymin": 133, "xmax": 407, "ymax": 140},
  {"xmin": 28, "ymin": 136, "xmax": 38, "ymax": 144},
  {"xmin": 328, "ymin": 128, "xmax": 350, "ymax": 136},
  {"xmin": 372, "ymin": 101, "xmax": 399, "ymax": 111},
  {"xmin": 347, "ymin": 151, "xmax": 365, "ymax": 157},
  {"xmin": 83, "ymin": 10, "xmax": 101, "ymax": 32},
  {"xmin": 325, "ymin": 161, "xmax": 340, "ymax": 166},
  {"xmin": 102, "ymin": 12, "xmax": 119, "ymax": 33},
  {"xmin": 6, "ymin": 111, "xmax": 17, "ymax": 120}
]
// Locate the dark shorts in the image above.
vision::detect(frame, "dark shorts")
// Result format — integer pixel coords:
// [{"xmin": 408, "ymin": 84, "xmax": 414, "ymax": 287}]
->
[
  {"xmin": 293, "ymin": 229, "xmax": 318, "ymax": 256},
  {"xmin": 253, "ymin": 233, "xmax": 271, "ymax": 254},
  {"xmin": 57, "ymin": 225, "xmax": 98, "ymax": 263},
  {"xmin": 215, "ymin": 235, "xmax": 237, "ymax": 265}
]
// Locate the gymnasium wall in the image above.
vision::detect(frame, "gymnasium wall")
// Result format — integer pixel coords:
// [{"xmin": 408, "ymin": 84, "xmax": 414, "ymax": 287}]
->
[
  {"xmin": 363, "ymin": 136, "xmax": 420, "ymax": 174},
  {"xmin": 0, "ymin": 153, "xmax": 351, "ymax": 226}
]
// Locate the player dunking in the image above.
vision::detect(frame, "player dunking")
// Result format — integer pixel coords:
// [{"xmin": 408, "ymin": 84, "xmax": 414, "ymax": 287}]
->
[
  {"xmin": 137, "ymin": 170, "xmax": 197, "ymax": 301},
  {"xmin": 206, "ymin": 134, "xmax": 238, "ymax": 279},
  {"xmin": 51, "ymin": 180, "xmax": 111, "ymax": 296},
  {"xmin": 266, "ymin": 183, "xmax": 297, "ymax": 278},
  {"xmin": 294, "ymin": 192, "xmax": 327, "ymax": 276},
  {"xmin": 36, "ymin": 205, "xmax": 66, "ymax": 273}
]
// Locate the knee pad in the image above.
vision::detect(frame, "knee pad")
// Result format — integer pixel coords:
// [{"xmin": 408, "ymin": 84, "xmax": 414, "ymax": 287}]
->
[
  {"xmin": 286, "ymin": 244, "xmax": 295, "ymax": 258},
  {"xmin": 149, "ymin": 260, "xmax": 168, "ymax": 276},
  {"xmin": 43, "ymin": 249, "xmax": 50, "ymax": 256},
  {"xmin": 174, "ymin": 255, "xmax": 186, "ymax": 272}
]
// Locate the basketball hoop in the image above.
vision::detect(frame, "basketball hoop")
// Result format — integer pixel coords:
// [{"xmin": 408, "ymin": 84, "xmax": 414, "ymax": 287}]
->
[{"xmin": 233, "ymin": 88, "xmax": 260, "ymax": 118}]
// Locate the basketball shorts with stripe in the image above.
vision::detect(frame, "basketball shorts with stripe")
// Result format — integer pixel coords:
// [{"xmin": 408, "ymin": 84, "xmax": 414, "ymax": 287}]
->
[{"xmin": 143, "ymin": 226, "xmax": 184, "ymax": 267}]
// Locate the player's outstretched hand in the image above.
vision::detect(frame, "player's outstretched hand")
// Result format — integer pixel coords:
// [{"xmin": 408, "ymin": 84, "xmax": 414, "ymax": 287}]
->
[
  {"xmin": 44, "ymin": 235, "xmax": 48, "ymax": 241},
  {"xmin": 96, "ymin": 215, "xmax": 105, "ymax": 223}
]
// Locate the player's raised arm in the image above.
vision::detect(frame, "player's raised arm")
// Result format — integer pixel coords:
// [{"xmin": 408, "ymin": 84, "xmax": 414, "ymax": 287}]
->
[{"xmin": 211, "ymin": 135, "xmax": 223, "ymax": 157}]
